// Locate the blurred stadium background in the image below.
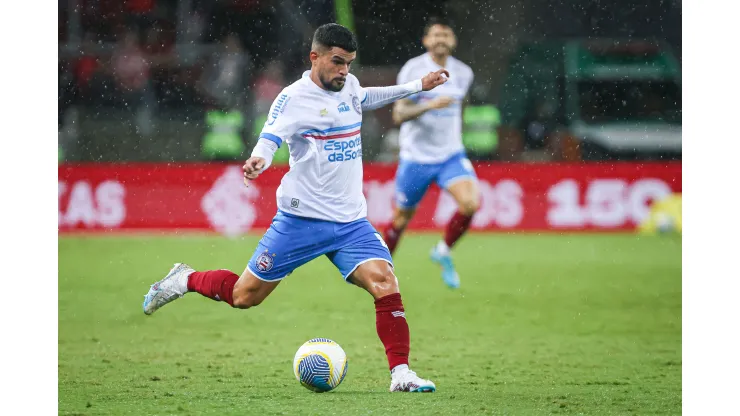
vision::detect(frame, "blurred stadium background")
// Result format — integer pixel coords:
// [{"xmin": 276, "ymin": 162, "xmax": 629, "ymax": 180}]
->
[
  {"xmin": 58, "ymin": 1, "xmax": 682, "ymax": 414},
  {"xmin": 58, "ymin": 0, "xmax": 681, "ymax": 164},
  {"xmin": 58, "ymin": 0, "xmax": 682, "ymax": 234}
]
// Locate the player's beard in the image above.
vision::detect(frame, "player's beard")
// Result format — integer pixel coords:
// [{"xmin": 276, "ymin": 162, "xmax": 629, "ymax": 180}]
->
[
  {"xmin": 322, "ymin": 74, "xmax": 346, "ymax": 92},
  {"xmin": 433, "ymin": 43, "xmax": 451, "ymax": 56}
]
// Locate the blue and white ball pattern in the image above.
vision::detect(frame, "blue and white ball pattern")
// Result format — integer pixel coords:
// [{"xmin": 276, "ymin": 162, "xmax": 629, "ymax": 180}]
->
[{"xmin": 293, "ymin": 338, "xmax": 348, "ymax": 392}]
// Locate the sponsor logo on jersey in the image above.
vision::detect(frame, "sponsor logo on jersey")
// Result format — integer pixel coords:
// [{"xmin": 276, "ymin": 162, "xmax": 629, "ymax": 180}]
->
[
  {"xmin": 323, "ymin": 137, "xmax": 363, "ymax": 162},
  {"xmin": 267, "ymin": 94, "xmax": 289, "ymax": 125},
  {"xmin": 302, "ymin": 123, "xmax": 363, "ymax": 163},
  {"xmin": 337, "ymin": 102, "xmax": 350, "ymax": 113}
]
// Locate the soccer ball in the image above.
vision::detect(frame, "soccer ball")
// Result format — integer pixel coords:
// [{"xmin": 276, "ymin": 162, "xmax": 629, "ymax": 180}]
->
[{"xmin": 293, "ymin": 338, "xmax": 348, "ymax": 392}]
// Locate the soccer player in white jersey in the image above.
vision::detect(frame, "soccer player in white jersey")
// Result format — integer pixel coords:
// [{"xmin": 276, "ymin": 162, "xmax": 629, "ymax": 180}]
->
[
  {"xmin": 383, "ymin": 18, "xmax": 479, "ymax": 289},
  {"xmin": 142, "ymin": 24, "xmax": 449, "ymax": 393}
]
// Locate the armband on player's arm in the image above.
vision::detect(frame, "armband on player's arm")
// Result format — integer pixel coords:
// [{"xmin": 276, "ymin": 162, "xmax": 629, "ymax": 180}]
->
[
  {"xmin": 360, "ymin": 79, "xmax": 423, "ymax": 111},
  {"xmin": 250, "ymin": 138, "xmax": 279, "ymax": 173}
]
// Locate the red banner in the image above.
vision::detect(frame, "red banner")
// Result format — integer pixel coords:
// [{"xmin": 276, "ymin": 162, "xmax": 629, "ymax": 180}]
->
[{"xmin": 58, "ymin": 162, "xmax": 681, "ymax": 234}]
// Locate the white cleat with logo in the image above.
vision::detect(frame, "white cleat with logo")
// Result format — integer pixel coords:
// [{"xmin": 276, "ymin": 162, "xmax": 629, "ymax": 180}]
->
[
  {"xmin": 142, "ymin": 263, "xmax": 193, "ymax": 315},
  {"xmin": 390, "ymin": 367, "xmax": 437, "ymax": 393}
]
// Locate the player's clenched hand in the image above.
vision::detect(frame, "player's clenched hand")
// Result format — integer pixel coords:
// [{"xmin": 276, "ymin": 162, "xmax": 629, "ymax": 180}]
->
[
  {"xmin": 242, "ymin": 157, "xmax": 266, "ymax": 186},
  {"xmin": 426, "ymin": 96, "xmax": 455, "ymax": 110},
  {"xmin": 421, "ymin": 69, "xmax": 449, "ymax": 91}
]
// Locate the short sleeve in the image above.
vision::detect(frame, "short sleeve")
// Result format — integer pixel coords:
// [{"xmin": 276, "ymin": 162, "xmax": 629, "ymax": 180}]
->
[{"xmin": 259, "ymin": 92, "xmax": 297, "ymax": 147}]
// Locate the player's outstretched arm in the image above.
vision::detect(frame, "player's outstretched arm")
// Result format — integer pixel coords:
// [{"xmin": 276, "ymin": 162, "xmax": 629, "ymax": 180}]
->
[
  {"xmin": 242, "ymin": 138, "xmax": 278, "ymax": 187},
  {"xmin": 361, "ymin": 69, "xmax": 450, "ymax": 112}
]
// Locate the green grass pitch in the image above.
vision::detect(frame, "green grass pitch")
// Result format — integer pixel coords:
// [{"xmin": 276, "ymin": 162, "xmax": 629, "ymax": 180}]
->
[{"xmin": 59, "ymin": 233, "xmax": 681, "ymax": 415}]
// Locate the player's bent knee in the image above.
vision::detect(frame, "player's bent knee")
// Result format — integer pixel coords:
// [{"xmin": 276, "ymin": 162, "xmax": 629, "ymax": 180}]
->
[
  {"xmin": 231, "ymin": 286, "xmax": 263, "ymax": 309},
  {"xmin": 351, "ymin": 261, "xmax": 400, "ymax": 299},
  {"xmin": 368, "ymin": 269, "xmax": 400, "ymax": 299},
  {"xmin": 459, "ymin": 198, "xmax": 481, "ymax": 216},
  {"xmin": 232, "ymin": 270, "xmax": 275, "ymax": 309}
]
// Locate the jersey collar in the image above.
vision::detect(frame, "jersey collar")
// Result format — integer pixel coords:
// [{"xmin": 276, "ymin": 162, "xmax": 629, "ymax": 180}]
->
[
  {"xmin": 425, "ymin": 52, "xmax": 449, "ymax": 69},
  {"xmin": 302, "ymin": 70, "xmax": 342, "ymax": 97}
]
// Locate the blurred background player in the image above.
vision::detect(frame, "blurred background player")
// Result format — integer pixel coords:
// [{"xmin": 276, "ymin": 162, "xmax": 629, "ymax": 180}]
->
[
  {"xmin": 142, "ymin": 23, "xmax": 450, "ymax": 393},
  {"xmin": 383, "ymin": 18, "xmax": 478, "ymax": 289}
]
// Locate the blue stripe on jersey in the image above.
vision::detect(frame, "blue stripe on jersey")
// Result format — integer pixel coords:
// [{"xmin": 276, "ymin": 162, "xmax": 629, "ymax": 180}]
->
[
  {"xmin": 301, "ymin": 122, "xmax": 363, "ymax": 136},
  {"xmin": 361, "ymin": 93, "xmax": 368, "ymax": 104},
  {"xmin": 260, "ymin": 133, "xmax": 283, "ymax": 146}
]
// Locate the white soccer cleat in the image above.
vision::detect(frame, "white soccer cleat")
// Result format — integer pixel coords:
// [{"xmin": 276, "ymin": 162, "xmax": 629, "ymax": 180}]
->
[
  {"xmin": 389, "ymin": 367, "xmax": 436, "ymax": 393},
  {"xmin": 142, "ymin": 263, "xmax": 193, "ymax": 315}
]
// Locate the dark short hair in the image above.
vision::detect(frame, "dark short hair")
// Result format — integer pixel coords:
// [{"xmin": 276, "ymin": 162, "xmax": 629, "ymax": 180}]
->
[
  {"xmin": 312, "ymin": 23, "xmax": 358, "ymax": 53},
  {"xmin": 423, "ymin": 17, "xmax": 454, "ymax": 36}
]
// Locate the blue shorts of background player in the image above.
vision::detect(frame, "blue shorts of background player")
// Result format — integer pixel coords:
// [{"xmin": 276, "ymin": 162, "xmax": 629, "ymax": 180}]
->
[
  {"xmin": 384, "ymin": 151, "xmax": 481, "ymax": 289},
  {"xmin": 394, "ymin": 151, "xmax": 477, "ymax": 210},
  {"xmin": 247, "ymin": 211, "xmax": 393, "ymax": 282}
]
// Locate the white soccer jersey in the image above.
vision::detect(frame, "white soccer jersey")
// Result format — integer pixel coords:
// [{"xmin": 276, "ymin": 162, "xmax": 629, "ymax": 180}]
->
[
  {"xmin": 258, "ymin": 71, "xmax": 421, "ymax": 223},
  {"xmin": 397, "ymin": 53, "xmax": 474, "ymax": 164}
]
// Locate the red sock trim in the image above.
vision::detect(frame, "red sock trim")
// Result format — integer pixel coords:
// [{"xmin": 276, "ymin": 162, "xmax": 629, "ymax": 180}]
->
[{"xmin": 375, "ymin": 292, "xmax": 402, "ymax": 311}]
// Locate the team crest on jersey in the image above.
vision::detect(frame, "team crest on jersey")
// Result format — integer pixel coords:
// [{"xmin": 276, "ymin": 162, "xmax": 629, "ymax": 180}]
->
[
  {"xmin": 256, "ymin": 251, "xmax": 275, "ymax": 272},
  {"xmin": 337, "ymin": 102, "xmax": 350, "ymax": 113},
  {"xmin": 352, "ymin": 95, "xmax": 361, "ymax": 114}
]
